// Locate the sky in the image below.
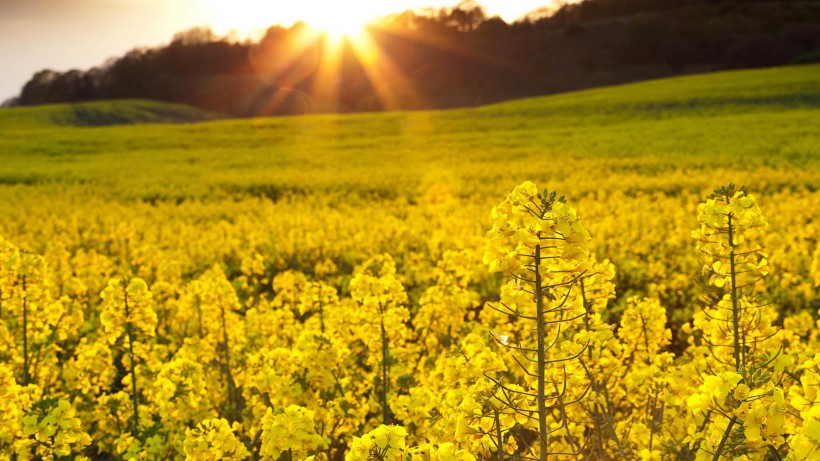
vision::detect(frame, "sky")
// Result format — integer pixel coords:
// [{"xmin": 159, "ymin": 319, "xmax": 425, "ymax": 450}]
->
[{"xmin": 0, "ymin": 0, "xmax": 557, "ymax": 103}]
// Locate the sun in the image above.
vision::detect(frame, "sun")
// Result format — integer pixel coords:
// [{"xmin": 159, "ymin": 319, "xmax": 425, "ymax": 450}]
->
[
  {"xmin": 311, "ymin": 12, "xmax": 370, "ymax": 41},
  {"xmin": 199, "ymin": 0, "xmax": 427, "ymax": 115},
  {"xmin": 200, "ymin": 0, "xmax": 376, "ymax": 39}
]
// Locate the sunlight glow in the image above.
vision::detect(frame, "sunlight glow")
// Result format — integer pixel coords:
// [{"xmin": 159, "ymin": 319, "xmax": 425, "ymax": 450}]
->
[
  {"xmin": 199, "ymin": 0, "xmax": 457, "ymax": 116},
  {"xmin": 200, "ymin": 0, "xmax": 384, "ymax": 38},
  {"xmin": 346, "ymin": 32, "xmax": 427, "ymax": 111},
  {"xmin": 198, "ymin": 1, "xmax": 567, "ymax": 40},
  {"xmin": 311, "ymin": 12, "xmax": 371, "ymax": 40}
]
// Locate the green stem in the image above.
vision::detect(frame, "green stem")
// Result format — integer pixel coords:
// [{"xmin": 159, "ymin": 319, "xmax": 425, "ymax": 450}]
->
[
  {"xmin": 495, "ymin": 408, "xmax": 504, "ymax": 461},
  {"xmin": 554, "ymin": 382, "xmax": 580, "ymax": 456},
  {"xmin": 689, "ymin": 410, "xmax": 713, "ymax": 454},
  {"xmin": 711, "ymin": 416, "xmax": 737, "ymax": 461},
  {"xmin": 534, "ymin": 241, "xmax": 548, "ymax": 461},
  {"xmin": 380, "ymin": 311, "xmax": 391, "ymax": 424},
  {"xmin": 640, "ymin": 314, "xmax": 651, "ymax": 356},
  {"xmin": 220, "ymin": 302, "xmax": 238, "ymax": 421},
  {"xmin": 767, "ymin": 444, "xmax": 784, "ymax": 461},
  {"xmin": 124, "ymin": 286, "xmax": 140, "ymax": 438},
  {"xmin": 727, "ymin": 213, "xmax": 742, "ymax": 373},
  {"xmin": 196, "ymin": 294, "xmax": 203, "ymax": 339},
  {"xmin": 319, "ymin": 293, "xmax": 325, "ymax": 334},
  {"xmin": 22, "ymin": 275, "xmax": 29, "ymax": 386},
  {"xmin": 580, "ymin": 280, "xmax": 605, "ymax": 456},
  {"xmin": 648, "ymin": 388, "xmax": 659, "ymax": 454},
  {"xmin": 580, "ymin": 278, "xmax": 590, "ymax": 329},
  {"xmin": 579, "ymin": 359, "xmax": 624, "ymax": 455}
]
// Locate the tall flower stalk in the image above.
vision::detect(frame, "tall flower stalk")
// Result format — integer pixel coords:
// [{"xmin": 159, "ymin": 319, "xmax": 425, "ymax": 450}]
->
[
  {"xmin": 100, "ymin": 277, "xmax": 156, "ymax": 438},
  {"xmin": 349, "ymin": 254, "xmax": 409, "ymax": 425},
  {"xmin": 687, "ymin": 184, "xmax": 783, "ymax": 460},
  {"xmin": 482, "ymin": 181, "xmax": 592, "ymax": 461}
]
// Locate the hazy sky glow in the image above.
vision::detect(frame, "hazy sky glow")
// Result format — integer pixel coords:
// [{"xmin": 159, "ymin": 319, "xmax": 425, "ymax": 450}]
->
[{"xmin": 0, "ymin": 0, "xmax": 557, "ymax": 102}]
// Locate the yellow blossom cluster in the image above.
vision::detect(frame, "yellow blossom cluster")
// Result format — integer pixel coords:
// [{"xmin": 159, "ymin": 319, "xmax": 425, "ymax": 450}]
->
[
  {"xmin": 15, "ymin": 398, "xmax": 91, "ymax": 460},
  {"xmin": 259, "ymin": 405, "xmax": 326, "ymax": 460},
  {"xmin": 346, "ymin": 425, "xmax": 407, "ymax": 461},
  {"xmin": 183, "ymin": 418, "xmax": 249, "ymax": 461},
  {"xmin": 99, "ymin": 277, "xmax": 157, "ymax": 343}
]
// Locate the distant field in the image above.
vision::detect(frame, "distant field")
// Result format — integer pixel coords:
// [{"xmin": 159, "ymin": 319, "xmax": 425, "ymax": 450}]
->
[
  {"xmin": 0, "ymin": 65, "xmax": 818, "ymax": 460},
  {"xmin": 1, "ymin": 64, "xmax": 818, "ymax": 201}
]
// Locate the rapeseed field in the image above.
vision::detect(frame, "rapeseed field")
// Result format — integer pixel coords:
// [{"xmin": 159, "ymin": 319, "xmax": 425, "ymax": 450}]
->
[{"xmin": 0, "ymin": 65, "xmax": 818, "ymax": 460}]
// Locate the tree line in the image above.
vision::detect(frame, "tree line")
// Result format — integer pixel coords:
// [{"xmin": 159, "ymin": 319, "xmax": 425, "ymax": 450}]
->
[{"xmin": 5, "ymin": 0, "xmax": 820, "ymax": 116}]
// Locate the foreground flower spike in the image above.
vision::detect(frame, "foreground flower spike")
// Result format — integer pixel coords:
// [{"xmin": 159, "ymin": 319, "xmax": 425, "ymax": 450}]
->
[
  {"xmin": 686, "ymin": 184, "xmax": 794, "ymax": 460},
  {"xmin": 100, "ymin": 276, "xmax": 156, "ymax": 439},
  {"xmin": 0, "ymin": 237, "xmax": 70, "ymax": 388},
  {"xmin": 691, "ymin": 183, "xmax": 776, "ymax": 374},
  {"xmin": 481, "ymin": 181, "xmax": 592, "ymax": 461},
  {"xmin": 349, "ymin": 254, "xmax": 410, "ymax": 425}
]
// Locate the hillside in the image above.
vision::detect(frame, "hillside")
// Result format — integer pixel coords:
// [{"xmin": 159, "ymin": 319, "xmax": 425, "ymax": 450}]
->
[
  {"xmin": 0, "ymin": 99, "xmax": 221, "ymax": 129},
  {"xmin": 1, "ymin": 64, "xmax": 818, "ymax": 200}
]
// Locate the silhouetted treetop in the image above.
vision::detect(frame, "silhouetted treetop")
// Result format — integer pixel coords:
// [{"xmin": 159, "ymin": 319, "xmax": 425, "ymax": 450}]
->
[{"xmin": 11, "ymin": 0, "xmax": 820, "ymax": 116}]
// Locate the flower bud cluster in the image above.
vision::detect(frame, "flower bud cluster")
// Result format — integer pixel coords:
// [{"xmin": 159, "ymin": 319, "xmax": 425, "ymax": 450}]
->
[
  {"xmin": 15, "ymin": 398, "xmax": 91, "ymax": 460},
  {"xmin": 484, "ymin": 181, "xmax": 590, "ymax": 281},
  {"xmin": 100, "ymin": 277, "xmax": 157, "ymax": 343}
]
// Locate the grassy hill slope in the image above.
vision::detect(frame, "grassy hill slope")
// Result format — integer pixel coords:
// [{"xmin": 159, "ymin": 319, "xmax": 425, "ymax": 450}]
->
[
  {"xmin": 0, "ymin": 99, "xmax": 221, "ymax": 129},
  {"xmin": 0, "ymin": 64, "xmax": 818, "ymax": 201}
]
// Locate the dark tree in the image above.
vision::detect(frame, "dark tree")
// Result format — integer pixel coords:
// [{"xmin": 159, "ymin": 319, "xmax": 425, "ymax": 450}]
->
[{"xmin": 11, "ymin": 1, "xmax": 820, "ymax": 115}]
